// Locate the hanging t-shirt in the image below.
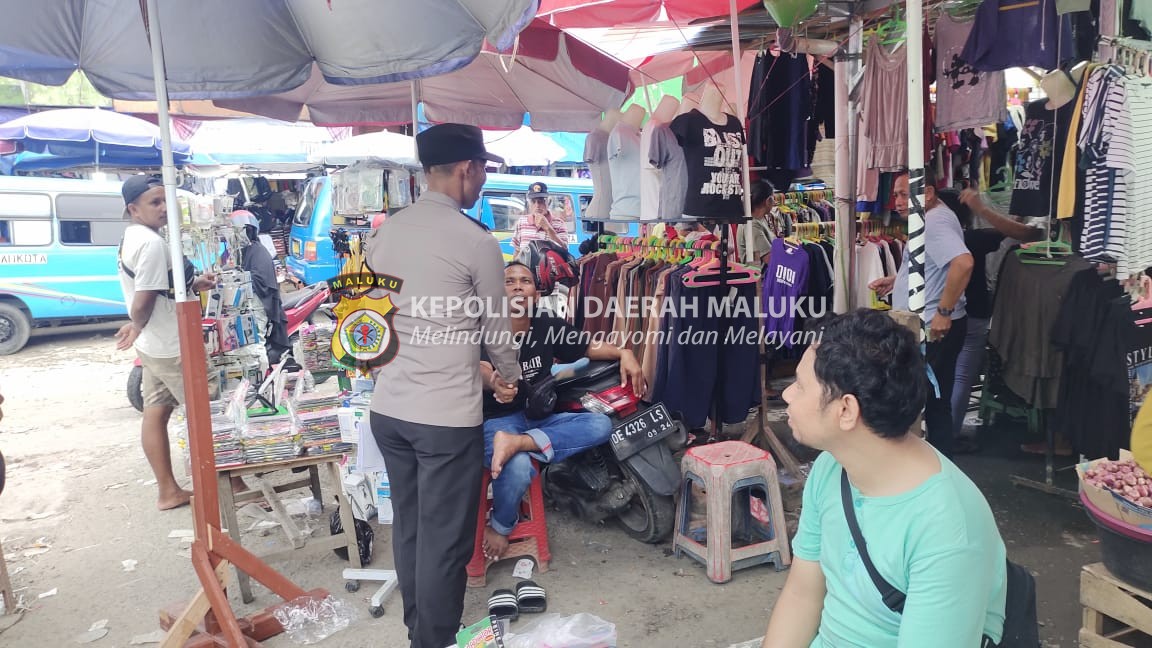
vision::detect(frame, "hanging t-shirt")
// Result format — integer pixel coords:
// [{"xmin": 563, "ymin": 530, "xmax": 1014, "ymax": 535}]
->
[
  {"xmin": 1008, "ymin": 98, "xmax": 1078, "ymax": 218},
  {"xmin": 853, "ymin": 240, "xmax": 887, "ymax": 310},
  {"xmin": 935, "ymin": 14, "xmax": 1008, "ymax": 133},
  {"xmin": 763, "ymin": 237, "xmax": 811, "ymax": 341},
  {"xmin": 584, "ymin": 128, "xmax": 613, "ymax": 220},
  {"xmin": 639, "ymin": 120, "xmax": 662, "ymax": 222},
  {"xmin": 669, "ymin": 109, "xmax": 746, "ymax": 220},
  {"xmin": 481, "ymin": 315, "xmax": 588, "ymax": 419},
  {"xmin": 648, "ymin": 123, "xmax": 689, "ymax": 221},
  {"xmin": 608, "ymin": 122, "xmax": 642, "ymax": 219},
  {"xmin": 960, "ymin": 0, "xmax": 1074, "ymax": 72}
]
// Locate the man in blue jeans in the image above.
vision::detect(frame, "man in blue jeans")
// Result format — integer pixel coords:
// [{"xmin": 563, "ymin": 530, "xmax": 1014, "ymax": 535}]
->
[{"xmin": 479, "ymin": 262, "xmax": 644, "ymax": 560}]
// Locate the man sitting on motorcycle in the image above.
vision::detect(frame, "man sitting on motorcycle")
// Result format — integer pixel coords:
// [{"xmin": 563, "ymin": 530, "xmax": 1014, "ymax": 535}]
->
[{"xmin": 479, "ymin": 262, "xmax": 644, "ymax": 561}]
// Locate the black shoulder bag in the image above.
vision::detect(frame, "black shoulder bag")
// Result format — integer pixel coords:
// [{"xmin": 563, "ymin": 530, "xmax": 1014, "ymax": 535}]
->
[
  {"xmin": 521, "ymin": 374, "xmax": 557, "ymax": 421},
  {"xmin": 839, "ymin": 470, "xmax": 1040, "ymax": 648}
]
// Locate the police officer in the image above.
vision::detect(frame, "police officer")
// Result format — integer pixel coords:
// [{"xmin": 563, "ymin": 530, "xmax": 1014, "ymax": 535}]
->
[{"xmin": 365, "ymin": 123, "xmax": 522, "ymax": 648}]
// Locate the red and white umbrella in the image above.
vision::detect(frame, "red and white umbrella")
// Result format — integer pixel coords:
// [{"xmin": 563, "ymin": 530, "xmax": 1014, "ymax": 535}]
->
[
  {"xmin": 537, "ymin": 0, "xmax": 761, "ymax": 28},
  {"xmin": 214, "ymin": 19, "xmax": 632, "ymax": 132}
]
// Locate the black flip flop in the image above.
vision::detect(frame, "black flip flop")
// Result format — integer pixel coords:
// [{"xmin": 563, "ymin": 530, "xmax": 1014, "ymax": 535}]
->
[
  {"xmin": 488, "ymin": 589, "xmax": 519, "ymax": 622},
  {"xmin": 516, "ymin": 580, "xmax": 547, "ymax": 614}
]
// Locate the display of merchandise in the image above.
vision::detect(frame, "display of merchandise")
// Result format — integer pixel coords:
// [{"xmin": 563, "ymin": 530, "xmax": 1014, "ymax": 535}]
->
[
  {"xmin": 243, "ymin": 413, "xmax": 301, "ymax": 464},
  {"xmin": 292, "ymin": 394, "xmax": 355, "ymax": 457},
  {"xmin": 299, "ymin": 322, "xmax": 337, "ymax": 373}
]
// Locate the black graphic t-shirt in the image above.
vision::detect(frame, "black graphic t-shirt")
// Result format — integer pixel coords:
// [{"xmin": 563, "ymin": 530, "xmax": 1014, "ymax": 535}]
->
[
  {"xmin": 1009, "ymin": 98, "xmax": 1078, "ymax": 218},
  {"xmin": 669, "ymin": 109, "xmax": 747, "ymax": 220},
  {"xmin": 482, "ymin": 315, "xmax": 589, "ymax": 419}
]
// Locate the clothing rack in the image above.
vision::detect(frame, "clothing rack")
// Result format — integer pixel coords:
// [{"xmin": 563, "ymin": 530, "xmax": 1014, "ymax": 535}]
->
[
  {"xmin": 856, "ymin": 219, "xmax": 908, "ymax": 239},
  {"xmin": 597, "ymin": 233, "xmax": 723, "ymax": 254},
  {"xmin": 772, "ymin": 189, "xmax": 832, "ymax": 206},
  {"xmin": 1101, "ymin": 36, "xmax": 1152, "ymax": 76}
]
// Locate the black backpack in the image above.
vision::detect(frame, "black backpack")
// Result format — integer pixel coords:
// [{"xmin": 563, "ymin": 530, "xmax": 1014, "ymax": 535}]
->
[{"xmin": 839, "ymin": 470, "xmax": 1040, "ymax": 647}]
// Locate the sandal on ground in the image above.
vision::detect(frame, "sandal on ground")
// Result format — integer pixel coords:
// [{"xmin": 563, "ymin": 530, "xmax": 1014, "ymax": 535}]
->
[
  {"xmin": 488, "ymin": 589, "xmax": 519, "ymax": 622},
  {"xmin": 516, "ymin": 580, "xmax": 547, "ymax": 614}
]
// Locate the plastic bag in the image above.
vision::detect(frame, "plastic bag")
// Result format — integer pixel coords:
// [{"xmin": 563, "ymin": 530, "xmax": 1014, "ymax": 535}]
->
[
  {"xmin": 503, "ymin": 613, "xmax": 616, "ymax": 648},
  {"xmin": 272, "ymin": 595, "xmax": 356, "ymax": 644}
]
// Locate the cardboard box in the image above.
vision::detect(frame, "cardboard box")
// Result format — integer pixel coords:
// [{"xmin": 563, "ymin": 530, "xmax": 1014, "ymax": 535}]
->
[{"xmin": 1077, "ymin": 449, "xmax": 1152, "ymax": 531}]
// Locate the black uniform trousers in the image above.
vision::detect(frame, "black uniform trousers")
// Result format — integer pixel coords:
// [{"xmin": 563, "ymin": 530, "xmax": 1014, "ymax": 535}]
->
[
  {"xmin": 371, "ymin": 412, "xmax": 484, "ymax": 648},
  {"xmin": 924, "ymin": 316, "xmax": 967, "ymax": 459}
]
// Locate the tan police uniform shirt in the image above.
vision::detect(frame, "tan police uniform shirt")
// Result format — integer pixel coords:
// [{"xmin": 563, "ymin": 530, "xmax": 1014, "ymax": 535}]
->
[{"xmin": 366, "ymin": 191, "xmax": 521, "ymax": 427}]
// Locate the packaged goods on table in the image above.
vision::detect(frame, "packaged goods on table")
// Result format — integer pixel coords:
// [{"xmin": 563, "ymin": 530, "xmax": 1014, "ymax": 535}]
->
[
  {"xmin": 243, "ymin": 414, "xmax": 300, "ymax": 464},
  {"xmin": 298, "ymin": 322, "xmax": 337, "ymax": 373}
]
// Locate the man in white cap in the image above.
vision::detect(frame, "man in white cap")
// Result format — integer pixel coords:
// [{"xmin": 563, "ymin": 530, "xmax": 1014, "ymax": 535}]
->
[{"xmin": 365, "ymin": 123, "xmax": 522, "ymax": 648}]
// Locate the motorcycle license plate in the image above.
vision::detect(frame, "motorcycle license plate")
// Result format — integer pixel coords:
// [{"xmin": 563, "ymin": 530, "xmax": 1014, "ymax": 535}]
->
[{"xmin": 609, "ymin": 403, "xmax": 676, "ymax": 461}]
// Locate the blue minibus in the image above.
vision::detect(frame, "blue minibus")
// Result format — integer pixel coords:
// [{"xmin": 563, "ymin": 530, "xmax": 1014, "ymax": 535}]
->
[
  {"xmin": 288, "ymin": 173, "xmax": 616, "ymax": 284},
  {"xmin": 0, "ymin": 177, "xmax": 137, "ymax": 354}
]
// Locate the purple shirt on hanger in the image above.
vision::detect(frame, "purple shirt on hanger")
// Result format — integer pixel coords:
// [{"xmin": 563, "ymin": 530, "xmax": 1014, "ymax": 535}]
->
[
  {"xmin": 762, "ymin": 237, "xmax": 811, "ymax": 342},
  {"xmin": 960, "ymin": 0, "xmax": 1073, "ymax": 72}
]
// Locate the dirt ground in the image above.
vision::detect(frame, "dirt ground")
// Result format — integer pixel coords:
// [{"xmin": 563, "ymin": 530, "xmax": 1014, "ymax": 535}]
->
[{"xmin": 0, "ymin": 326, "xmax": 1098, "ymax": 647}]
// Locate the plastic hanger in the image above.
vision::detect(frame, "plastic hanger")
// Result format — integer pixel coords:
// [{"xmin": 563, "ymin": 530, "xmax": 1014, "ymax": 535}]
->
[{"xmin": 1015, "ymin": 239, "xmax": 1073, "ymax": 265}]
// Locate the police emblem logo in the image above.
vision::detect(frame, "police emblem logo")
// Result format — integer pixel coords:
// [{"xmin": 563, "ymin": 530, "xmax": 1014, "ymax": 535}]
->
[{"xmin": 331, "ymin": 293, "xmax": 400, "ymax": 369}]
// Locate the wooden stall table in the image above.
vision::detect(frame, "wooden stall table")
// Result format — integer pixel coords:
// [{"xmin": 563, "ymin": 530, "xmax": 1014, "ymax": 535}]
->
[{"xmin": 217, "ymin": 454, "xmax": 361, "ymax": 604}]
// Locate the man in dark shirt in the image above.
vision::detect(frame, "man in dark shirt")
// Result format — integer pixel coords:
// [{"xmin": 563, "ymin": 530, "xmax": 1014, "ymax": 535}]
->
[
  {"xmin": 952, "ymin": 189, "xmax": 1043, "ymax": 451},
  {"xmin": 479, "ymin": 262, "xmax": 644, "ymax": 560}
]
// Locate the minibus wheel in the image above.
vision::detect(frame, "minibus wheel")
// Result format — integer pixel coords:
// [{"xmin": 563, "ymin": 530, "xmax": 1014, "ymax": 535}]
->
[{"xmin": 0, "ymin": 302, "xmax": 30, "ymax": 356}]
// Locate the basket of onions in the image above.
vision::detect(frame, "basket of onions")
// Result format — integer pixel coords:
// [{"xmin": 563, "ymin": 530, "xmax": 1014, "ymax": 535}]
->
[
  {"xmin": 1078, "ymin": 456, "xmax": 1152, "ymax": 590},
  {"xmin": 1081, "ymin": 459, "xmax": 1152, "ymax": 509}
]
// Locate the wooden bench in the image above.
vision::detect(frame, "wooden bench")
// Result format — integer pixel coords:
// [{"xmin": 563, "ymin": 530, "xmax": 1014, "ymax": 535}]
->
[{"xmin": 1081, "ymin": 562, "xmax": 1152, "ymax": 647}]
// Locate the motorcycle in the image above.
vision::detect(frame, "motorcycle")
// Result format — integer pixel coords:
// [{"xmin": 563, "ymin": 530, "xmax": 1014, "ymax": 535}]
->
[
  {"xmin": 126, "ymin": 282, "xmax": 333, "ymax": 412},
  {"xmin": 544, "ymin": 359, "xmax": 687, "ymax": 544}
]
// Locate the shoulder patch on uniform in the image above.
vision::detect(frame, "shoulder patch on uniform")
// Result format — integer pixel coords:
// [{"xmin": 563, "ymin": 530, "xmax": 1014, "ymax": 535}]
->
[{"xmin": 461, "ymin": 211, "xmax": 490, "ymax": 231}]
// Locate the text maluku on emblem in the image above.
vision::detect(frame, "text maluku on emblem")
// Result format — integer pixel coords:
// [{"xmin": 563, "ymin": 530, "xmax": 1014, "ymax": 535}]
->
[{"xmin": 329, "ymin": 266, "xmax": 404, "ymax": 371}]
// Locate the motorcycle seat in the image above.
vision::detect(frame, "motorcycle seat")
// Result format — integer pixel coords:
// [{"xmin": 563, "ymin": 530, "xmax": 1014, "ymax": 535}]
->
[
  {"xmin": 555, "ymin": 359, "xmax": 619, "ymax": 389},
  {"xmin": 282, "ymin": 284, "xmax": 323, "ymax": 310}
]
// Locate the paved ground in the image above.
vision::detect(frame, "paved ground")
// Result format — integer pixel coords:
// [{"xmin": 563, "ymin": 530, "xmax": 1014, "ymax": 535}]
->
[{"xmin": 0, "ymin": 328, "xmax": 1097, "ymax": 647}]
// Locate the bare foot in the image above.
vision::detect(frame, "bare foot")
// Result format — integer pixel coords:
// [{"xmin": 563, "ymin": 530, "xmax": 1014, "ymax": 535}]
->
[
  {"xmin": 490, "ymin": 431, "xmax": 522, "ymax": 479},
  {"xmin": 482, "ymin": 525, "xmax": 509, "ymax": 562},
  {"xmin": 158, "ymin": 488, "xmax": 193, "ymax": 511}
]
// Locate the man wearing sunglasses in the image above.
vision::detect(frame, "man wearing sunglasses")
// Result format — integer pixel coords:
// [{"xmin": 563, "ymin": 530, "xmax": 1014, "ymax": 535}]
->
[{"xmin": 511, "ymin": 182, "xmax": 568, "ymax": 255}]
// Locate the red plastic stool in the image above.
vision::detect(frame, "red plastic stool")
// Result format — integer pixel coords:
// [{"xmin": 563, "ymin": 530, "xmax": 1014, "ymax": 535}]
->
[
  {"xmin": 466, "ymin": 461, "xmax": 552, "ymax": 588},
  {"xmin": 673, "ymin": 441, "xmax": 791, "ymax": 584}
]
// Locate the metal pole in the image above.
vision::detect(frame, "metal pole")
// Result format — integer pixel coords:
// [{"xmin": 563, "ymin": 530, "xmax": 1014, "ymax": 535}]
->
[
  {"xmin": 833, "ymin": 52, "xmax": 851, "ymax": 314},
  {"xmin": 146, "ymin": 0, "xmax": 187, "ymax": 302},
  {"xmin": 846, "ymin": 17, "xmax": 863, "ymax": 310},
  {"xmin": 905, "ymin": 0, "xmax": 927, "ymax": 331},
  {"xmin": 410, "ymin": 79, "xmax": 420, "ymax": 158},
  {"xmin": 145, "ymin": 0, "xmax": 226, "ymax": 543},
  {"xmin": 730, "ymin": 0, "xmax": 755, "ymax": 262}
]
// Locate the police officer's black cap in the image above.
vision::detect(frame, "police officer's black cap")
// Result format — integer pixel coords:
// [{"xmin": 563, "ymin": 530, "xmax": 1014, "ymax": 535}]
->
[
  {"xmin": 416, "ymin": 123, "xmax": 504, "ymax": 167},
  {"xmin": 122, "ymin": 174, "xmax": 163, "ymax": 205}
]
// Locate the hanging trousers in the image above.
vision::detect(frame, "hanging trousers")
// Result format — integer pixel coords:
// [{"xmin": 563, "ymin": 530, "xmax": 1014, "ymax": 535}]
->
[
  {"xmin": 924, "ymin": 316, "xmax": 968, "ymax": 459},
  {"xmin": 371, "ymin": 412, "xmax": 484, "ymax": 648}
]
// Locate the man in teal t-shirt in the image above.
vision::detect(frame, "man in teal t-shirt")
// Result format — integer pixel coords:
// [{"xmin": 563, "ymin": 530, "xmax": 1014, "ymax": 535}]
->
[{"xmin": 762, "ymin": 310, "xmax": 1008, "ymax": 648}]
